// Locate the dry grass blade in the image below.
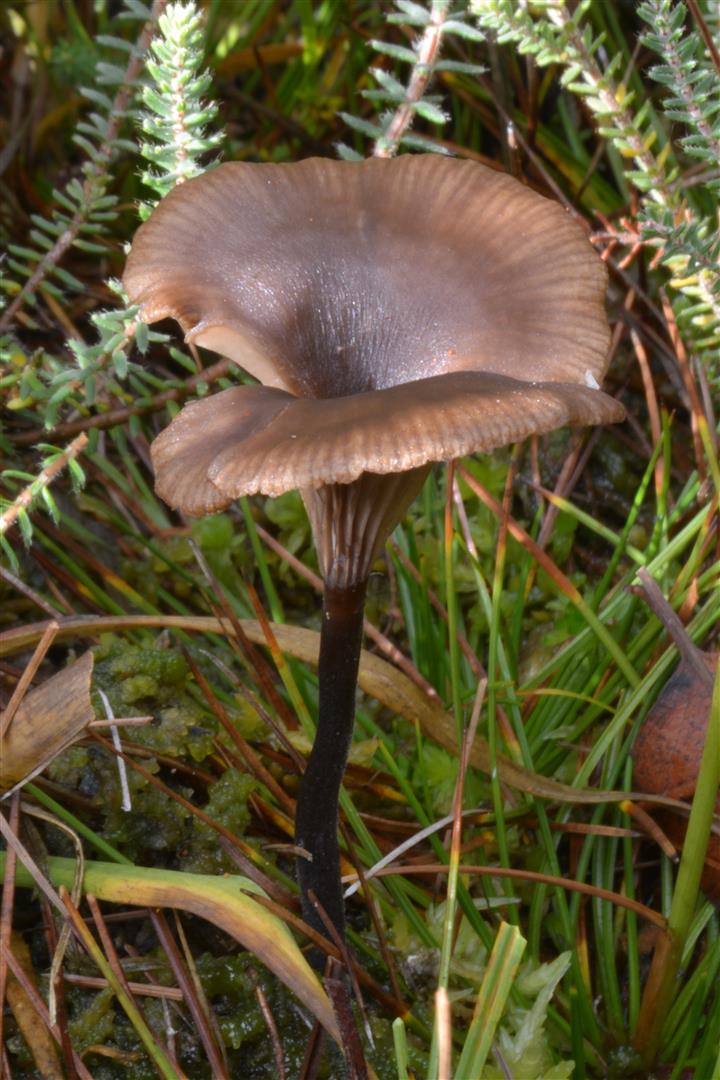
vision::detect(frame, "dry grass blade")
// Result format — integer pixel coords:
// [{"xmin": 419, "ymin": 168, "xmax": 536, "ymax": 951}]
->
[
  {"xmin": 434, "ymin": 987, "xmax": 451, "ymax": 1080},
  {"xmin": 20, "ymin": 801, "xmax": 85, "ymax": 1027},
  {"xmin": 630, "ymin": 328, "xmax": 664, "ymax": 500},
  {"xmin": 390, "ymin": 537, "xmax": 485, "ymax": 679},
  {"xmin": 324, "ymin": 966, "xmax": 368, "ymax": 1080},
  {"xmin": 661, "ymin": 292, "xmax": 708, "ymax": 488},
  {"xmin": 0, "ymin": 813, "xmax": 64, "ymax": 915},
  {"xmin": 59, "ymin": 886, "xmax": 183, "ymax": 1079},
  {"xmin": 248, "ymin": 891, "xmax": 407, "ymax": 1020},
  {"xmin": 373, "ymin": 864, "xmax": 668, "ymax": 929},
  {"xmin": 184, "ymin": 649, "xmax": 294, "ymax": 813},
  {"xmin": 255, "ymin": 519, "xmax": 440, "ymax": 699},
  {"xmin": 0, "ymin": 615, "xmax": 697, "ymax": 813},
  {"xmin": 456, "ymin": 463, "xmax": 640, "ymax": 686},
  {"xmin": 0, "ymin": 793, "xmax": 20, "ymax": 1072},
  {"xmin": 190, "ymin": 542, "xmax": 301, "ymax": 732},
  {"xmin": 255, "ymin": 981, "xmax": 286, "ymax": 1080},
  {"xmin": 0, "ymin": 937, "xmax": 92, "ymax": 1079},
  {"xmin": 152, "ymin": 910, "xmax": 229, "ymax": 1078},
  {"xmin": 63, "ymin": 974, "xmax": 183, "ymax": 1000}
]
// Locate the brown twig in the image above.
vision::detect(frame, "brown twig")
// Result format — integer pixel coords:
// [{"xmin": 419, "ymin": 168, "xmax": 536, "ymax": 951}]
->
[
  {"xmin": 373, "ymin": 0, "xmax": 450, "ymax": 158},
  {"xmin": 0, "ymin": 434, "xmax": 88, "ymax": 536},
  {"xmin": 10, "ymin": 358, "xmax": 234, "ymax": 446},
  {"xmin": 634, "ymin": 567, "xmax": 714, "ymax": 687}
]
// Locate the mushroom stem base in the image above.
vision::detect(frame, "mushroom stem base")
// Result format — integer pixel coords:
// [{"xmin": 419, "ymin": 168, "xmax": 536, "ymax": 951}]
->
[{"xmin": 295, "ymin": 579, "xmax": 367, "ymax": 968}]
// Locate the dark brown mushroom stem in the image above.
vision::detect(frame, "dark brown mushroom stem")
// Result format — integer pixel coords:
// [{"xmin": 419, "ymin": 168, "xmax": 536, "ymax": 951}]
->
[
  {"xmin": 295, "ymin": 577, "xmax": 367, "ymax": 958},
  {"xmin": 297, "ymin": 467, "xmax": 429, "ymax": 966}
]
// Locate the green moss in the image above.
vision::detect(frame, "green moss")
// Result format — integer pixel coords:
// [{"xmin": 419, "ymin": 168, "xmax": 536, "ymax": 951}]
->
[
  {"xmin": 92, "ymin": 638, "xmax": 215, "ymax": 760},
  {"xmin": 194, "ymin": 953, "xmax": 328, "ymax": 1076},
  {"xmin": 412, "ymin": 742, "xmax": 489, "ymax": 817},
  {"xmin": 103, "ymin": 771, "xmax": 193, "ymax": 855},
  {"xmin": 181, "ymin": 767, "xmax": 255, "ymax": 874},
  {"xmin": 47, "ymin": 638, "xmax": 224, "ymax": 861},
  {"xmin": 116, "ymin": 514, "xmax": 255, "ymax": 607},
  {"xmin": 69, "ymin": 987, "xmax": 116, "ymax": 1051}
]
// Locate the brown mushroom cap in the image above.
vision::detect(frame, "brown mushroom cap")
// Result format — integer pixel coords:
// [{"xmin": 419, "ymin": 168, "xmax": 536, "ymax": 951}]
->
[{"xmin": 123, "ymin": 155, "xmax": 623, "ymax": 515}]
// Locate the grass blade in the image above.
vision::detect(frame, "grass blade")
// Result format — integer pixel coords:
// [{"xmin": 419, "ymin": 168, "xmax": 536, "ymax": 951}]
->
[{"xmin": 454, "ymin": 921, "xmax": 526, "ymax": 1078}]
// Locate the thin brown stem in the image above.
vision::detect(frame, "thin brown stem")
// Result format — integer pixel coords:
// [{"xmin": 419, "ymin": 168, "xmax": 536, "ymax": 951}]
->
[
  {"xmin": 10, "ymin": 357, "xmax": 233, "ymax": 446},
  {"xmin": 295, "ymin": 580, "xmax": 367, "ymax": 964},
  {"xmin": 373, "ymin": 0, "xmax": 450, "ymax": 158},
  {"xmin": 0, "ymin": 436, "xmax": 87, "ymax": 537}
]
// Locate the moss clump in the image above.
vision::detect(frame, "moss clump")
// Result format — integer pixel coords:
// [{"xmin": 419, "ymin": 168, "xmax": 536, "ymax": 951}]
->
[
  {"xmin": 91, "ymin": 638, "xmax": 215, "ymax": 761},
  {"xmin": 47, "ymin": 639, "xmax": 263, "ymax": 869},
  {"xmin": 180, "ymin": 767, "xmax": 256, "ymax": 874},
  {"xmin": 194, "ymin": 953, "xmax": 328, "ymax": 1077},
  {"xmin": 69, "ymin": 986, "xmax": 116, "ymax": 1052}
]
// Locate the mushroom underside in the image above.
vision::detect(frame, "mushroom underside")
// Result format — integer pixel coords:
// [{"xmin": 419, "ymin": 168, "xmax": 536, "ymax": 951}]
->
[{"xmin": 150, "ymin": 371, "xmax": 624, "ymax": 516}]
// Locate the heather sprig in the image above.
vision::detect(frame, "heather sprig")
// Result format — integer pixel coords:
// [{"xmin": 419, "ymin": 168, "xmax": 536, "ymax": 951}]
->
[{"xmin": 339, "ymin": 0, "xmax": 485, "ymax": 160}]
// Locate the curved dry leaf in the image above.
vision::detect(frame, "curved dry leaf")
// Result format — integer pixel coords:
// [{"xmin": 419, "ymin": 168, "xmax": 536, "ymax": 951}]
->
[
  {"xmin": 0, "ymin": 651, "xmax": 94, "ymax": 796},
  {"xmin": 633, "ymin": 651, "xmax": 720, "ymax": 899}
]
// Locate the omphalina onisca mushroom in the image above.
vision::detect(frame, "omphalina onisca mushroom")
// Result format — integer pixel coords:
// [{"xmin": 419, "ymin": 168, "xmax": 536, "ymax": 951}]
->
[{"xmin": 123, "ymin": 154, "xmax": 625, "ymax": 966}]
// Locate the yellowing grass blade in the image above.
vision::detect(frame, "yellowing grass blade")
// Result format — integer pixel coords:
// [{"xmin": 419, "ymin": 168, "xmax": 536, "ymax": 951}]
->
[
  {"xmin": 454, "ymin": 922, "xmax": 526, "ymax": 1079},
  {"xmin": 1, "ymin": 853, "xmax": 340, "ymax": 1044}
]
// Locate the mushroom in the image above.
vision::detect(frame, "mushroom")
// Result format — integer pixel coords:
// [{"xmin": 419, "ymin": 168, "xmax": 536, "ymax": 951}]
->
[{"xmin": 123, "ymin": 154, "xmax": 624, "ymax": 963}]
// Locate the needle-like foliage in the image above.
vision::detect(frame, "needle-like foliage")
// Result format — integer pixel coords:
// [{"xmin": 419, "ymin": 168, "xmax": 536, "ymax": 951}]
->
[{"xmin": 473, "ymin": 0, "xmax": 720, "ymax": 371}]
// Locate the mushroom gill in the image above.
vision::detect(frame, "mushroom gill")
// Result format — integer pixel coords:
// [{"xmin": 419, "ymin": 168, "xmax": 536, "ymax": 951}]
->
[{"xmin": 123, "ymin": 154, "xmax": 624, "ymax": 963}]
